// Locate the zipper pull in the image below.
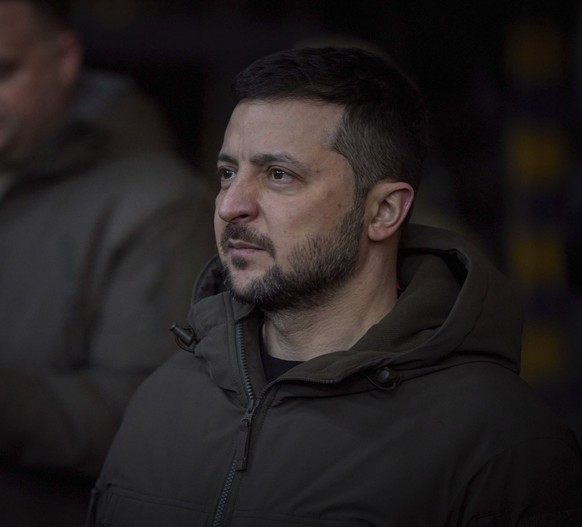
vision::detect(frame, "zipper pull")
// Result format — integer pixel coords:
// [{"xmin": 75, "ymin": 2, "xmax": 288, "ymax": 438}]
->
[{"xmin": 234, "ymin": 400, "xmax": 258, "ymax": 471}]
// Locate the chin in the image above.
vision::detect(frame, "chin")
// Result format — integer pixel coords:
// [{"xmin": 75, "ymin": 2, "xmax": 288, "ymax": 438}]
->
[{"xmin": 224, "ymin": 264, "xmax": 265, "ymax": 296}]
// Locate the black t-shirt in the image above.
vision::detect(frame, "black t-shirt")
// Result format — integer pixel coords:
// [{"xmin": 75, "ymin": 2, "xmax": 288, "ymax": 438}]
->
[{"xmin": 260, "ymin": 348, "xmax": 302, "ymax": 383}]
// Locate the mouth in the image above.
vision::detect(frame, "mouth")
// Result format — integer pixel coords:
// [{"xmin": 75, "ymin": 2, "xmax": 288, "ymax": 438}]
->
[
  {"xmin": 227, "ymin": 239, "xmax": 266, "ymax": 256},
  {"xmin": 220, "ymin": 224, "xmax": 275, "ymax": 260}
]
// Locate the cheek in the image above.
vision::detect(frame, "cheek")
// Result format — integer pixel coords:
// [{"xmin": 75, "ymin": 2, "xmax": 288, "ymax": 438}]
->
[
  {"xmin": 292, "ymin": 196, "xmax": 349, "ymax": 232},
  {"xmin": 9, "ymin": 67, "xmax": 57, "ymax": 114},
  {"xmin": 0, "ymin": 82, "xmax": 23, "ymax": 112},
  {"xmin": 213, "ymin": 214, "xmax": 224, "ymax": 245},
  {"xmin": 213, "ymin": 194, "xmax": 222, "ymax": 222},
  {"xmin": 0, "ymin": 83, "xmax": 37, "ymax": 121}
]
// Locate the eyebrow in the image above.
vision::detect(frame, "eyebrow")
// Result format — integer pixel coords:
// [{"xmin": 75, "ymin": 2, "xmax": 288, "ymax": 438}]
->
[{"xmin": 217, "ymin": 151, "xmax": 312, "ymax": 175}]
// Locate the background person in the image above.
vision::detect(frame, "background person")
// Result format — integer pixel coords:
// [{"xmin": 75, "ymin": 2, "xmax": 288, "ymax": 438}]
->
[{"xmin": 0, "ymin": 0, "xmax": 215, "ymax": 524}]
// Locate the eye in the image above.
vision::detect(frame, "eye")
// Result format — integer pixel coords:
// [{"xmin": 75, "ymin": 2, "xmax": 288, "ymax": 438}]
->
[
  {"xmin": 269, "ymin": 168, "xmax": 294, "ymax": 183},
  {"xmin": 217, "ymin": 166, "xmax": 236, "ymax": 187}
]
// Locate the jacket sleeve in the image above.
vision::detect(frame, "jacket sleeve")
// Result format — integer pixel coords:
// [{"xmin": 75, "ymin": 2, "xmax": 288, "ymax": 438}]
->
[
  {"xmin": 0, "ymin": 181, "xmax": 216, "ymax": 477},
  {"xmin": 451, "ymin": 434, "xmax": 582, "ymax": 526}
]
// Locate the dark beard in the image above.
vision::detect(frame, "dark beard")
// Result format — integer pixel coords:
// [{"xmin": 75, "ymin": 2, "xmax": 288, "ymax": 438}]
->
[{"xmin": 222, "ymin": 200, "xmax": 364, "ymax": 312}]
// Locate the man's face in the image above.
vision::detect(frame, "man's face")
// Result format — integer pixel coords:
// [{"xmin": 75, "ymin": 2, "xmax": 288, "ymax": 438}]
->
[
  {"xmin": 0, "ymin": 1, "xmax": 75, "ymax": 166},
  {"xmin": 215, "ymin": 99, "xmax": 365, "ymax": 312}
]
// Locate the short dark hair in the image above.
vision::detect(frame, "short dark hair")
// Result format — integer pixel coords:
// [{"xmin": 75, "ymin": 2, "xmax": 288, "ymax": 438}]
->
[{"xmin": 231, "ymin": 47, "xmax": 428, "ymax": 197}]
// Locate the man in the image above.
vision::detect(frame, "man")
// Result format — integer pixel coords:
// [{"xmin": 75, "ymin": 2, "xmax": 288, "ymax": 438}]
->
[
  {"xmin": 0, "ymin": 1, "xmax": 215, "ymax": 525},
  {"xmin": 89, "ymin": 47, "xmax": 582, "ymax": 526}
]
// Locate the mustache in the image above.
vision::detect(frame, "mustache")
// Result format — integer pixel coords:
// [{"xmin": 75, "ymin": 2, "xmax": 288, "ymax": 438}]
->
[{"xmin": 220, "ymin": 223, "xmax": 276, "ymax": 257}]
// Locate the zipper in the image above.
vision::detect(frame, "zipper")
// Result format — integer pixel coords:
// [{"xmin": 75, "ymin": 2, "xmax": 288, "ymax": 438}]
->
[
  {"xmin": 234, "ymin": 321, "xmax": 261, "ymax": 471},
  {"xmin": 211, "ymin": 321, "xmax": 259, "ymax": 527},
  {"xmin": 211, "ymin": 463, "xmax": 237, "ymax": 527},
  {"xmin": 211, "ymin": 318, "xmax": 373, "ymax": 526},
  {"xmin": 234, "ymin": 398, "xmax": 260, "ymax": 470}
]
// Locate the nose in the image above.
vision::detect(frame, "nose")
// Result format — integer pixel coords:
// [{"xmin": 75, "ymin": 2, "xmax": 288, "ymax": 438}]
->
[{"xmin": 216, "ymin": 172, "xmax": 259, "ymax": 224}]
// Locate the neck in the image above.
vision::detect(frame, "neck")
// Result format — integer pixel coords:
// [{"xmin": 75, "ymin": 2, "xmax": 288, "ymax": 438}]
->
[{"xmin": 262, "ymin": 255, "xmax": 398, "ymax": 361}]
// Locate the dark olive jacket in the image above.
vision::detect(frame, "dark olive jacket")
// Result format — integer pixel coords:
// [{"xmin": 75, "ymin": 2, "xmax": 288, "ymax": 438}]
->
[{"xmin": 89, "ymin": 225, "xmax": 582, "ymax": 527}]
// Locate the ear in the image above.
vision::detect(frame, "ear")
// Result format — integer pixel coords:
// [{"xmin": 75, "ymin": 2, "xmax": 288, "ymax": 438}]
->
[
  {"xmin": 367, "ymin": 181, "xmax": 414, "ymax": 242},
  {"xmin": 55, "ymin": 30, "xmax": 82, "ymax": 88}
]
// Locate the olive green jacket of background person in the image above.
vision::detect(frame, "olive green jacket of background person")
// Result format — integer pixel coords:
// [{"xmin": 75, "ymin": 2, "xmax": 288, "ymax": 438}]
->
[
  {"xmin": 89, "ymin": 225, "xmax": 582, "ymax": 527},
  {"xmin": 0, "ymin": 70, "xmax": 216, "ymax": 526}
]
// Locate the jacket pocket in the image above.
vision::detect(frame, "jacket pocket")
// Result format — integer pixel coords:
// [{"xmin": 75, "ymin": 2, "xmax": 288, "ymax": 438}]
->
[{"xmin": 95, "ymin": 485, "xmax": 209, "ymax": 527}]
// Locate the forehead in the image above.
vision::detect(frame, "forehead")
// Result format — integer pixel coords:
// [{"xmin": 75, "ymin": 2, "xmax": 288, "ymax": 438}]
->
[
  {"xmin": 223, "ymin": 99, "xmax": 345, "ymax": 157},
  {"xmin": 0, "ymin": 2, "xmax": 43, "ymax": 52}
]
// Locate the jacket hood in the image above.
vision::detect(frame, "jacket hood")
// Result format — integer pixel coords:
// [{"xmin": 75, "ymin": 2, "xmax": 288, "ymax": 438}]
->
[
  {"xmin": 187, "ymin": 224, "xmax": 523, "ymax": 385},
  {"xmin": 367, "ymin": 225, "xmax": 522, "ymax": 377}
]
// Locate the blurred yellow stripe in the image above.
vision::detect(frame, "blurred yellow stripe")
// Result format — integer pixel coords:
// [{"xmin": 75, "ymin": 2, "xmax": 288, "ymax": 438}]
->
[
  {"xmin": 520, "ymin": 324, "xmax": 566, "ymax": 382},
  {"xmin": 507, "ymin": 230, "xmax": 565, "ymax": 287},
  {"xmin": 507, "ymin": 22, "xmax": 565, "ymax": 82},
  {"xmin": 507, "ymin": 126, "xmax": 569, "ymax": 184}
]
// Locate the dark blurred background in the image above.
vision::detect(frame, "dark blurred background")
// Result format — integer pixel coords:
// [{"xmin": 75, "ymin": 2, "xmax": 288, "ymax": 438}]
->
[{"xmin": 69, "ymin": 0, "xmax": 582, "ymax": 439}]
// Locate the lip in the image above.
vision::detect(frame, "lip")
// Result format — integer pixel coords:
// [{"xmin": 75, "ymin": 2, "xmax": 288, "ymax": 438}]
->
[
  {"xmin": 227, "ymin": 239, "xmax": 265, "ymax": 256},
  {"xmin": 228, "ymin": 239, "xmax": 263, "ymax": 250}
]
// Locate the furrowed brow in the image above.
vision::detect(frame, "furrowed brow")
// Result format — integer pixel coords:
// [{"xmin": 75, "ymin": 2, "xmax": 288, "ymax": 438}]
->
[
  {"xmin": 217, "ymin": 153, "xmax": 237, "ymax": 165},
  {"xmin": 249, "ymin": 152, "xmax": 310, "ymax": 174},
  {"xmin": 218, "ymin": 151, "xmax": 312, "ymax": 175}
]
